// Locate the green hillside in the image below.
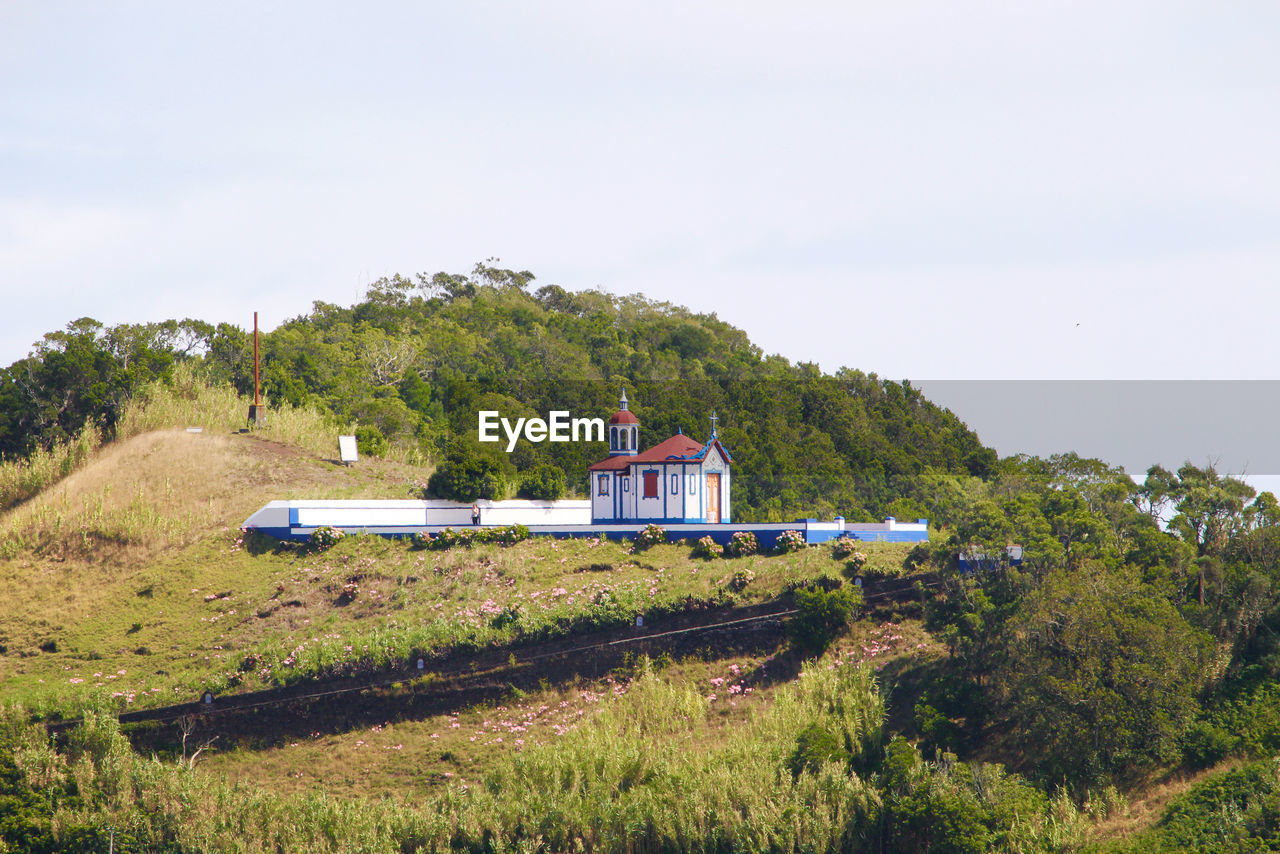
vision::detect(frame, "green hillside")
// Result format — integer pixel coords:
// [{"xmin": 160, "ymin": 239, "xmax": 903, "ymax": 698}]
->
[{"xmin": 3, "ymin": 270, "xmax": 1280, "ymax": 851}]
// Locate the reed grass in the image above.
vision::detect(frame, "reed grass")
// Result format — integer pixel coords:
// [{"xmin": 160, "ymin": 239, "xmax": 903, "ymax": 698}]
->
[{"xmin": 0, "ymin": 424, "xmax": 103, "ymax": 512}]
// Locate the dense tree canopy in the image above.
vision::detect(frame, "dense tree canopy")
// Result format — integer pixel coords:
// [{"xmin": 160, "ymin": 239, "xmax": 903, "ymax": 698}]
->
[{"xmin": 0, "ymin": 262, "xmax": 995, "ymax": 521}]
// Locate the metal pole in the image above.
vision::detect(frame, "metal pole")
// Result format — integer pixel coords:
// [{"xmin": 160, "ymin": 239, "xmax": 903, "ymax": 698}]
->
[{"xmin": 253, "ymin": 311, "xmax": 261, "ymax": 407}]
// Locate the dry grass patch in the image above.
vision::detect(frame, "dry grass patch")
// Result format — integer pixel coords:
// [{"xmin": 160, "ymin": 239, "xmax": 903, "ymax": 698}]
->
[{"xmin": 1086, "ymin": 758, "xmax": 1248, "ymax": 845}]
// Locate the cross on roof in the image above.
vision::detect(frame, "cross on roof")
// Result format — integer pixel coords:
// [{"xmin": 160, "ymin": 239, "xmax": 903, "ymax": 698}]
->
[{"xmin": 709, "ymin": 410, "xmax": 718, "ymax": 437}]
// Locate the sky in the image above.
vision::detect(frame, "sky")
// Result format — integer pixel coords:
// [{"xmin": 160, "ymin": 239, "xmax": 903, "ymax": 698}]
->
[{"xmin": 3, "ymin": 2, "xmax": 1279, "ymax": 468}]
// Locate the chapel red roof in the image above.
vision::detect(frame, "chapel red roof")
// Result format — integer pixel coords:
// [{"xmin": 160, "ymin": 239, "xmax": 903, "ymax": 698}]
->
[
  {"xmin": 588, "ymin": 433, "xmax": 729, "ymax": 471},
  {"xmin": 634, "ymin": 434, "xmax": 704, "ymax": 461},
  {"xmin": 609, "ymin": 409, "xmax": 639, "ymax": 425}
]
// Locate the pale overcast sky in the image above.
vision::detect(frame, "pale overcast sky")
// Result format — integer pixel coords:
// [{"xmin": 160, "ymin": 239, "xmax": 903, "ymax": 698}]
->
[{"xmin": 3, "ymin": 2, "xmax": 1278, "ymax": 383}]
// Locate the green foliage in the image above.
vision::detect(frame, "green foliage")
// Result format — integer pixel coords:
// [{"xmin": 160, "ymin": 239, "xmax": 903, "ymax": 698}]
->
[
  {"xmin": 516, "ymin": 462, "xmax": 565, "ymax": 500},
  {"xmin": 0, "ymin": 317, "xmax": 191, "ymax": 458},
  {"xmin": 914, "ymin": 698, "xmax": 963, "ymax": 754},
  {"xmin": 412, "ymin": 524, "xmax": 531, "ymax": 552},
  {"xmin": 880, "ymin": 740, "xmax": 1064, "ymax": 854},
  {"xmin": 1197, "ymin": 678, "xmax": 1280, "ymax": 761},
  {"xmin": 353, "ymin": 424, "xmax": 388, "ymax": 457},
  {"xmin": 788, "ymin": 583, "xmax": 861, "ymax": 656},
  {"xmin": 998, "ymin": 568, "xmax": 1212, "ymax": 785},
  {"xmin": 1123, "ymin": 759, "xmax": 1280, "ymax": 853},
  {"xmin": 426, "ymin": 446, "xmax": 506, "ymax": 501},
  {"xmin": 789, "ymin": 721, "xmax": 851, "ymax": 776},
  {"xmin": 1181, "ymin": 720, "xmax": 1239, "ymax": 769}
]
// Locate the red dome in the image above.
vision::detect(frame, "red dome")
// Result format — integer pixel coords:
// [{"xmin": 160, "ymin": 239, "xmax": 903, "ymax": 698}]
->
[{"xmin": 609, "ymin": 410, "xmax": 639, "ymax": 425}]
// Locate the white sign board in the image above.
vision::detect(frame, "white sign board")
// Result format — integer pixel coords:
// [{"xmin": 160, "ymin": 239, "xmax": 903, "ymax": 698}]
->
[{"xmin": 338, "ymin": 435, "xmax": 358, "ymax": 465}]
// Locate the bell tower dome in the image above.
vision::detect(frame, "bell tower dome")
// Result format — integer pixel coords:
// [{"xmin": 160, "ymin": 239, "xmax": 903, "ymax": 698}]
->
[{"xmin": 608, "ymin": 388, "xmax": 639, "ymax": 457}]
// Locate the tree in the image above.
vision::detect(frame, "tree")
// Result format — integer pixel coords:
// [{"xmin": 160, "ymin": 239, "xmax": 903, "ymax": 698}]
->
[
  {"xmin": 1170, "ymin": 463, "xmax": 1256, "ymax": 558},
  {"xmin": 997, "ymin": 568, "xmax": 1211, "ymax": 786},
  {"xmin": 427, "ymin": 447, "xmax": 507, "ymax": 501},
  {"xmin": 1166, "ymin": 463, "xmax": 1256, "ymax": 606}
]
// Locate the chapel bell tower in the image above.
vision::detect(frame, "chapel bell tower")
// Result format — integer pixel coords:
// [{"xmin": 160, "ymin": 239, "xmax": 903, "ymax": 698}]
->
[{"xmin": 608, "ymin": 388, "xmax": 639, "ymax": 457}]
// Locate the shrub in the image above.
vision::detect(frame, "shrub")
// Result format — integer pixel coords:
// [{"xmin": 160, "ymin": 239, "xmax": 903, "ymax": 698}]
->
[
  {"xmin": 1182, "ymin": 720, "xmax": 1239, "ymax": 769},
  {"xmin": 494, "ymin": 524, "xmax": 530, "ymax": 546},
  {"xmin": 775, "ymin": 529, "xmax": 807, "ymax": 553},
  {"xmin": 636, "ymin": 524, "xmax": 667, "ymax": 549},
  {"xmin": 491, "ymin": 605, "xmax": 521, "ymax": 629},
  {"xmin": 728, "ymin": 568, "xmax": 755, "ymax": 592},
  {"xmin": 427, "ymin": 447, "xmax": 506, "ymax": 501},
  {"xmin": 354, "ymin": 424, "xmax": 389, "ymax": 457},
  {"xmin": 831, "ymin": 538, "xmax": 866, "ymax": 567},
  {"xmin": 432, "ymin": 527, "xmax": 474, "ymax": 549},
  {"xmin": 517, "ymin": 463, "xmax": 566, "ymax": 500},
  {"xmin": 692, "ymin": 535, "xmax": 722, "ymax": 559},
  {"xmin": 859, "ymin": 561, "xmax": 902, "ymax": 580},
  {"xmin": 725, "ymin": 531, "xmax": 759, "ymax": 558},
  {"xmin": 914, "ymin": 699, "xmax": 962, "ymax": 753},
  {"xmin": 788, "ymin": 583, "xmax": 861, "ymax": 656},
  {"xmin": 789, "ymin": 722, "xmax": 849, "ymax": 776},
  {"xmin": 309, "ymin": 526, "xmax": 345, "ymax": 549}
]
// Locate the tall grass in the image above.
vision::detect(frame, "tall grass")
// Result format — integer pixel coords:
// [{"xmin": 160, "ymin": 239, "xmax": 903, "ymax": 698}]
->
[
  {"xmin": 5, "ymin": 662, "xmax": 888, "ymax": 852},
  {"xmin": 0, "ymin": 423, "xmax": 102, "ymax": 511},
  {"xmin": 5, "ymin": 658, "xmax": 1091, "ymax": 852},
  {"xmin": 117, "ymin": 362, "xmax": 350, "ymax": 460}
]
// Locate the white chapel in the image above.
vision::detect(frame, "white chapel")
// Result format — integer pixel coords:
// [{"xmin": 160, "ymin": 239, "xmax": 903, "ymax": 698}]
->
[{"xmin": 587, "ymin": 390, "xmax": 733, "ymax": 526}]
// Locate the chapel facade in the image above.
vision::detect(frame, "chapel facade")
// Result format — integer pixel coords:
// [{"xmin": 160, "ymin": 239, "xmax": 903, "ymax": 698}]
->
[{"xmin": 587, "ymin": 390, "xmax": 732, "ymax": 525}]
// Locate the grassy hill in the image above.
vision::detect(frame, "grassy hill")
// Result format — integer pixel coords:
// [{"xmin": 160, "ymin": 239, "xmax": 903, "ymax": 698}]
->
[
  {"xmin": 0, "ymin": 401, "xmax": 1244, "ymax": 853},
  {"xmin": 0, "ymin": 409, "xmax": 915, "ymax": 712},
  {"xmin": 0, "ymin": 392, "xmax": 969, "ymax": 851}
]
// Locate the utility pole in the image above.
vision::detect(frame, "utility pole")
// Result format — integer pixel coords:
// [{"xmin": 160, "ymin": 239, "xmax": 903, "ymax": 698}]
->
[{"xmin": 247, "ymin": 311, "xmax": 266, "ymax": 427}]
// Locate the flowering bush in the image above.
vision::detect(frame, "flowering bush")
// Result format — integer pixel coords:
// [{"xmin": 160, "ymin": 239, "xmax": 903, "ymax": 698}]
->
[
  {"xmin": 493, "ymin": 524, "xmax": 530, "ymax": 546},
  {"xmin": 832, "ymin": 539, "xmax": 868, "ymax": 572},
  {"xmin": 433, "ymin": 527, "xmax": 474, "ymax": 549},
  {"xmin": 340, "ymin": 581, "xmax": 360, "ymax": 602},
  {"xmin": 415, "ymin": 525, "xmax": 529, "ymax": 550},
  {"xmin": 774, "ymin": 529, "xmax": 807, "ymax": 553},
  {"xmin": 309, "ymin": 526, "xmax": 345, "ymax": 550},
  {"xmin": 724, "ymin": 531, "xmax": 759, "ymax": 558},
  {"xmin": 728, "ymin": 568, "xmax": 755, "ymax": 592},
  {"xmin": 636, "ymin": 523, "xmax": 667, "ymax": 549},
  {"xmin": 692, "ymin": 535, "xmax": 723, "ymax": 559},
  {"xmin": 830, "ymin": 537, "xmax": 859, "ymax": 559}
]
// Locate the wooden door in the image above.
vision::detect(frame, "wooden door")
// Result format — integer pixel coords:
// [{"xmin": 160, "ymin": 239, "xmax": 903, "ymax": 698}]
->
[{"xmin": 705, "ymin": 473, "xmax": 721, "ymax": 523}]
